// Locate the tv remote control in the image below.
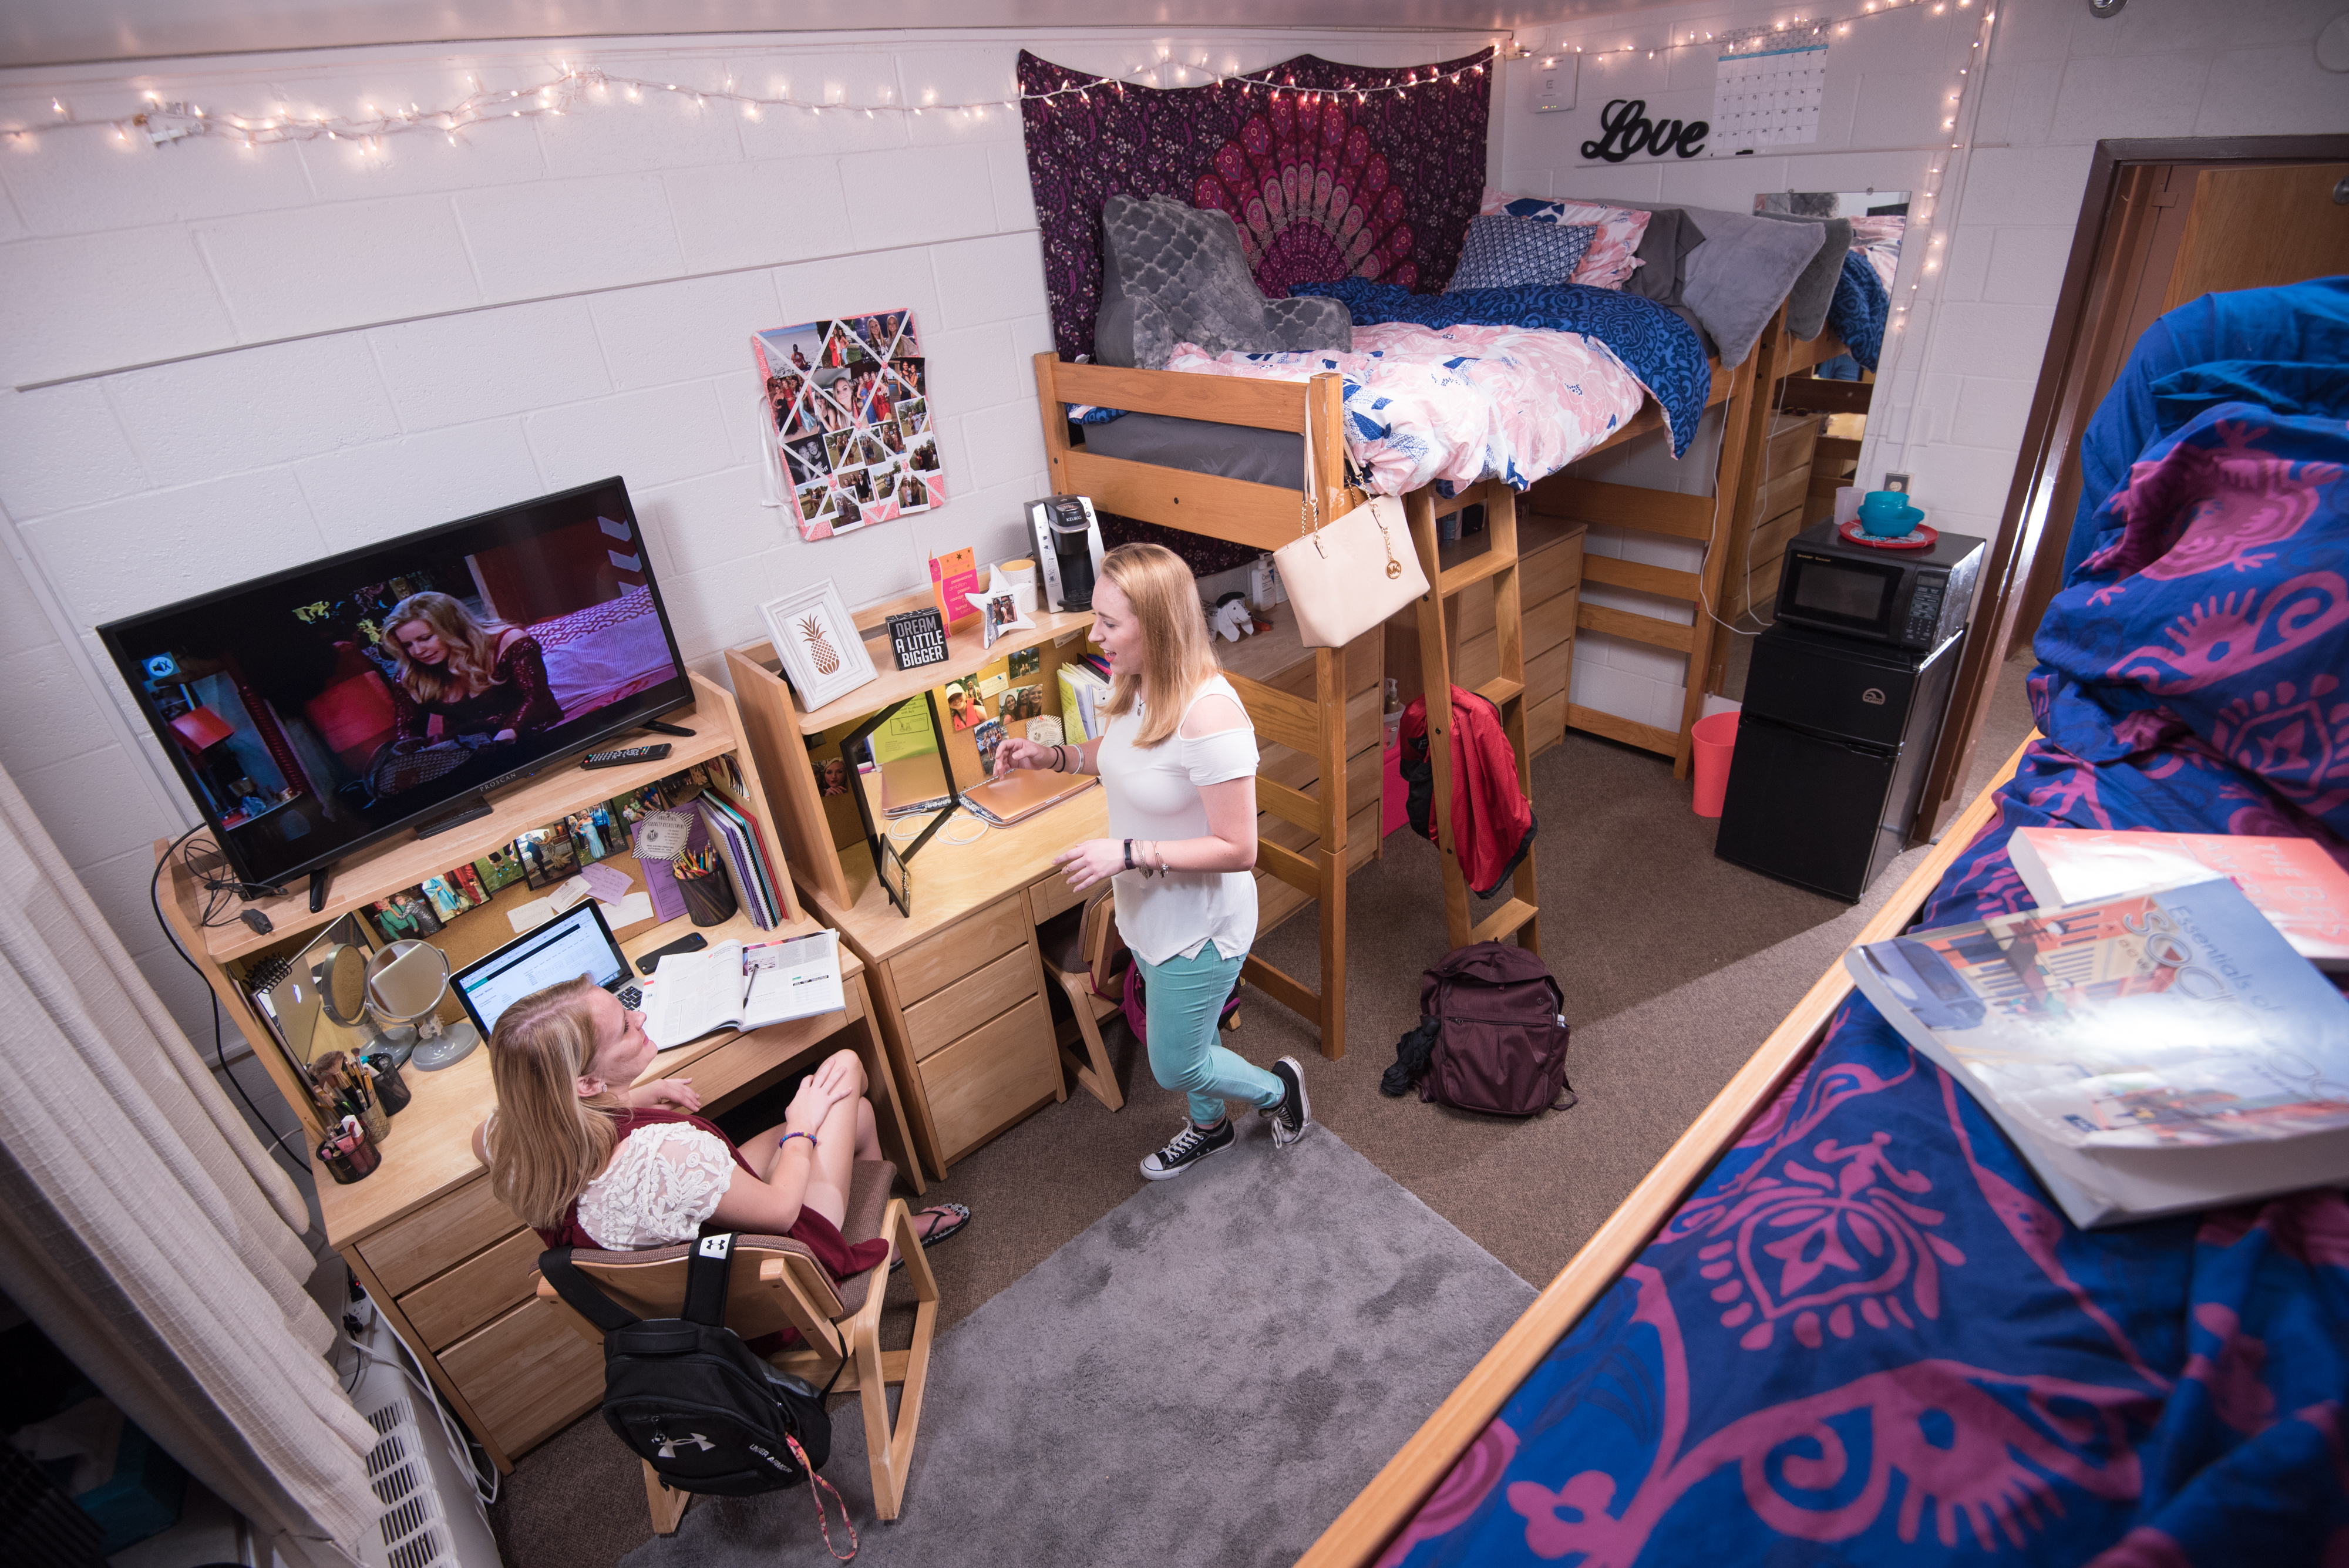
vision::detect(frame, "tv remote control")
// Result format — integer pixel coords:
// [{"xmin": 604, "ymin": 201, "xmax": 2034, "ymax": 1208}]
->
[{"xmin": 582, "ymin": 743, "xmax": 670, "ymax": 769}]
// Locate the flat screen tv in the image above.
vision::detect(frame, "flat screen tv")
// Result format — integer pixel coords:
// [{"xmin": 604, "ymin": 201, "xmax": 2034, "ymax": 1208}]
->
[{"xmin": 98, "ymin": 476, "xmax": 691, "ymax": 891}]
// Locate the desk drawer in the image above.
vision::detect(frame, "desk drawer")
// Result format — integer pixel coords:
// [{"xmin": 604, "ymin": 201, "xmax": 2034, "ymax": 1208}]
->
[
  {"xmin": 1524, "ymin": 534, "xmax": 1584, "ymax": 605},
  {"xmin": 1026, "ymin": 867, "xmax": 1086, "ymax": 927},
  {"xmin": 890, "ymin": 894, "xmax": 1027, "ymax": 1005},
  {"xmin": 921, "ymin": 995, "xmax": 1058, "ymax": 1164},
  {"xmin": 439, "ymin": 1293, "xmax": 603, "ymax": 1460},
  {"xmin": 400, "ymin": 1227, "xmax": 539, "ymax": 1352},
  {"xmin": 903, "ymin": 947, "xmax": 1040, "ymax": 1062},
  {"xmin": 357, "ymin": 1175, "xmax": 519, "ymax": 1297}
]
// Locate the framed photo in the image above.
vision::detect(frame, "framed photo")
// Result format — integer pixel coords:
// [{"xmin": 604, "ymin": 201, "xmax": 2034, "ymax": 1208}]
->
[
  {"xmin": 370, "ymin": 885, "xmax": 443, "ymax": 943},
  {"xmin": 763, "ymin": 579, "xmax": 879, "ymax": 711},
  {"xmin": 514, "ymin": 825, "xmax": 580, "ymax": 889}
]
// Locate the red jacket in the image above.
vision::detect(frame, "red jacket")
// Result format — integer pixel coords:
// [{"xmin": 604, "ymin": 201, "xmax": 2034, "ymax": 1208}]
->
[{"xmin": 1400, "ymin": 687, "xmax": 1537, "ymax": 898}]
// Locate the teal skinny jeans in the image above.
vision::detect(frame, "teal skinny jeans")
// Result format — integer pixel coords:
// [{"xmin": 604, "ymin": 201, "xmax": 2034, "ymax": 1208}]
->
[{"xmin": 1136, "ymin": 945, "xmax": 1281, "ymax": 1127}]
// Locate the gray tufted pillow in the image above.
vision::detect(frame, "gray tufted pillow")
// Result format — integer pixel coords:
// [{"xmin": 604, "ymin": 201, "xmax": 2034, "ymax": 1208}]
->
[{"xmin": 1093, "ymin": 195, "xmax": 1351, "ymax": 369}]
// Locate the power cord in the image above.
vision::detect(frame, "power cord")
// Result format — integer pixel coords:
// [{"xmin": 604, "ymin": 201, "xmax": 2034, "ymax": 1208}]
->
[{"xmin": 150, "ymin": 825, "xmax": 312, "ymax": 1180}]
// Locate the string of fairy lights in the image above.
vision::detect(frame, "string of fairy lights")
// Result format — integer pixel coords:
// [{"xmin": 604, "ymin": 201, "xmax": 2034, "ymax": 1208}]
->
[
  {"xmin": 0, "ymin": 0, "xmax": 1983, "ymax": 156},
  {"xmin": 5, "ymin": 47, "xmax": 1503, "ymax": 154}
]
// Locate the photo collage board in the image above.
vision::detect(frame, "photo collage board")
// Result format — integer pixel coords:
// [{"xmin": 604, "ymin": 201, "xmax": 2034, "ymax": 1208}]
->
[{"xmin": 755, "ymin": 309, "xmax": 944, "ymax": 542}]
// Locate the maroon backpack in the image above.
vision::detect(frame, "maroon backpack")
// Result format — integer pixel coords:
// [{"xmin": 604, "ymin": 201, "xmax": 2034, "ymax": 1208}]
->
[{"xmin": 1414, "ymin": 942, "xmax": 1576, "ymax": 1116}]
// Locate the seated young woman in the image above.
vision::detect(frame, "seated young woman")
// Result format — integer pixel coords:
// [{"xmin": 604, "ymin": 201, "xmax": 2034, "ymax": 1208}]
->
[{"xmin": 477, "ymin": 977, "xmax": 969, "ymax": 1263}]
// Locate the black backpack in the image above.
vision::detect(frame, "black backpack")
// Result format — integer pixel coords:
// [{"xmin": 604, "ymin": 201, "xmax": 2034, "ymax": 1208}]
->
[
  {"xmin": 537, "ymin": 1234, "xmax": 842, "ymax": 1498},
  {"xmin": 1381, "ymin": 941, "xmax": 1576, "ymax": 1116}
]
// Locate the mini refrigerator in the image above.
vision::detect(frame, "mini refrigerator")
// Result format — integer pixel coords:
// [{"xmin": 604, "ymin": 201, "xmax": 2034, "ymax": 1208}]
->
[{"xmin": 1714, "ymin": 623, "xmax": 1968, "ymax": 901}]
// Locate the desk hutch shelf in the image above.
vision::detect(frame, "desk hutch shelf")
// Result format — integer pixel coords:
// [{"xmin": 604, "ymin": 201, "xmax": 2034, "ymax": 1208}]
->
[{"xmin": 156, "ymin": 670, "xmax": 920, "ymax": 1470}]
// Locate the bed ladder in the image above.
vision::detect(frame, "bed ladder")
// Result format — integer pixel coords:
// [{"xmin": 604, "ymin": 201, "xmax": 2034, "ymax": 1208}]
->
[{"xmin": 1405, "ymin": 483, "xmax": 1540, "ymax": 955}]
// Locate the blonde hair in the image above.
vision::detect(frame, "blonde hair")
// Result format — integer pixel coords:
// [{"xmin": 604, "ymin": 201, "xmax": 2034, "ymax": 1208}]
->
[
  {"xmin": 1098, "ymin": 543, "xmax": 1221, "ymax": 749},
  {"xmin": 484, "ymin": 977, "xmax": 620, "ymax": 1230},
  {"xmin": 383, "ymin": 591, "xmax": 515, "ymax": 708}
]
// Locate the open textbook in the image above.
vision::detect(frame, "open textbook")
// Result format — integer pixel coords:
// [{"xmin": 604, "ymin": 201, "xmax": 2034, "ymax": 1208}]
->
[
  {"xmin": 1845, "ymin": 876, "xmax": 2349, "ymax": 1228},
  {"xmin": 645, "ymin": 929, "xmax": 846, "ymax": 1049}
]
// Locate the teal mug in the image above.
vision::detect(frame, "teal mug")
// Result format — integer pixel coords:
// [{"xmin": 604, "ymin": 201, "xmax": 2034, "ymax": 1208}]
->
[{"xmin": 1857, "ymin": 489, "xmax": 1925, "ymax": 538}]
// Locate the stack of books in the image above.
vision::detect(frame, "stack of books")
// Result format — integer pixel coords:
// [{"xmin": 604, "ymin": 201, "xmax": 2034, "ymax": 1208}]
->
[
  {"xmin": 1847, "ymin": 830, "xmax": 2349, "ymax": 1228},
  {"xmin": 695, "ymin": 793, "xmax": 785, "ymax": 930},
  {"xmin": 1058, "ymin": 661, "xmax": 1113, "ymax": 742}
]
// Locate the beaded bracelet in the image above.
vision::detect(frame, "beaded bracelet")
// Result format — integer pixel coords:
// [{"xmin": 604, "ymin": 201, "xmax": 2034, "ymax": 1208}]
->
[{"xmin": 778, "ymin": 1130, "xmax": 818, "ymax": 1155}]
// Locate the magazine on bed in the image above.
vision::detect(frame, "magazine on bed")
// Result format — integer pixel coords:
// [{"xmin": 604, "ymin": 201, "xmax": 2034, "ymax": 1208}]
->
[
  {"xmin": 2008, "ymin": 827, "xmax": 2349, "ymax": 972},
  {"xmin": 644, "ymin": 929, "xmax": 844, "ymax": 1048},
  {"xmin": 1845, "ymin": 877, "xmax": 2349, "ymax": 1228}
]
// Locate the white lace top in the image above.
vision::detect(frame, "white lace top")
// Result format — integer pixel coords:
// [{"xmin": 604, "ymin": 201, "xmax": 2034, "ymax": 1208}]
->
[{"xmin": 574, "ymin": 1122, "xmax": 738, "ymax": 1251}]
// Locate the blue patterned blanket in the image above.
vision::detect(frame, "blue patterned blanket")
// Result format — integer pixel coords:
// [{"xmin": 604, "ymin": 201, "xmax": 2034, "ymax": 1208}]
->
[
  {"xmin": 1828, "ymin": 252, "xmax": 1887, "ymax": 373},
  {"xmin": 1290, "ymin": 277, "xmax": 1710, "ymax": 459},
  {"xmin": 1380, "ymin": 285, "xmax": 2349, "ymax": 1568}
]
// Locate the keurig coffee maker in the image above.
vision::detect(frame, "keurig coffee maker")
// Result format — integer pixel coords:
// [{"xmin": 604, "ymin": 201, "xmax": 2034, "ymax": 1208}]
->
[{"xmin": 1028, "ymin": 494, "xmax": 1106, "ymax": 613}]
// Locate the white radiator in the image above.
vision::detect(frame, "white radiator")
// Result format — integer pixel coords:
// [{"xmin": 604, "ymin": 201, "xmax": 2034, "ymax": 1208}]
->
[{"xmin": 346, "ymin": 1314, "xmax": 503, "ymax": 1568}]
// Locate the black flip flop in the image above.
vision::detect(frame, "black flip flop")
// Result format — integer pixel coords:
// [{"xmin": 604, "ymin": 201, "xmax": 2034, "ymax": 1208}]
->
[{"xmin": 890, "ymin": 1203, "xmax": 971, "ymax": 1272}]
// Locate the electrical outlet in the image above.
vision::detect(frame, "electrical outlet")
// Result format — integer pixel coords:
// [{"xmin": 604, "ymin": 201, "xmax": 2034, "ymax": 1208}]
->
[
  {"xmin": 1532, "ymin": 53, "xmax": 1577, "ymax": 112},
  {"xmin": 1882, "ymin": 471, "xmax": 1911, "ymax": 493}
]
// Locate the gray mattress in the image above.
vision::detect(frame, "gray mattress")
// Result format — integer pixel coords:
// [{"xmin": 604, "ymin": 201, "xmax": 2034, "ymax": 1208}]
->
[{"xmin": 1077, "ymin": 412, "xmax": 1304, "ymax": 487}]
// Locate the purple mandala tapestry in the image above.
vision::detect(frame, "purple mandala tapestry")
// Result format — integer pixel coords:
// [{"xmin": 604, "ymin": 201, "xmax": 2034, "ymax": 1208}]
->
[{"xmin": 1018, "ymin": 48, "xmax": 1495, "ymax": 362}]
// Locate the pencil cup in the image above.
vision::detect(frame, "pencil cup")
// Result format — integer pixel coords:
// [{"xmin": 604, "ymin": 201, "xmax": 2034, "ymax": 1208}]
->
[
  {"xmin": 366, "ymin": 1052, "xmax": 412, "ymax": 1115},
  {"xmin": 675, "ymin": 865, "xmax": 736, "ymax": 926},
  {"xmin": 318, "ymin": 1124, "xmax": 381, "ymax": 1185}
]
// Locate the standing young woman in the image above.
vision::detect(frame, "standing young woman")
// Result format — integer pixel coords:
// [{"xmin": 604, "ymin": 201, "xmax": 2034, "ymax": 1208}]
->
[{"xmin": 995, "ymin": 543, "xmax": 1310, "ymax": 1179}]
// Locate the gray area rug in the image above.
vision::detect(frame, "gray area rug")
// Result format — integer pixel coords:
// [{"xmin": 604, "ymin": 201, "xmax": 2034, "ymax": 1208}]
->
[{"xmin": 621, "ymin": 1125, "xmax": 1535, "ymax": 1567}]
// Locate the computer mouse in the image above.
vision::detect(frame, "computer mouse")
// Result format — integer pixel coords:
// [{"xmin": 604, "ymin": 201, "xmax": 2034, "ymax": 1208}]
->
[{"xmin": 241, "ymin": 909, "xmax": 274, "ymax": 936}]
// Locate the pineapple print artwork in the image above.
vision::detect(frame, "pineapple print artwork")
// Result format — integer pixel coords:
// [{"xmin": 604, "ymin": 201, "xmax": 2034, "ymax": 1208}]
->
[{"xmin": 799, "ymin": 614, "xmax": 841, "ymax": 676}]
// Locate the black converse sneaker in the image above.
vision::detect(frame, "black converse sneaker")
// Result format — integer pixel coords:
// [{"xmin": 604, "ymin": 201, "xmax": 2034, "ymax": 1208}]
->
[
  {"xmin": 1261, "ymin": 1056, "xmax": 1312, "ymax": 1148},
  {"xmin": 1139, "ymin": 1117, "xmax": 1234, "ymax": 1180}
]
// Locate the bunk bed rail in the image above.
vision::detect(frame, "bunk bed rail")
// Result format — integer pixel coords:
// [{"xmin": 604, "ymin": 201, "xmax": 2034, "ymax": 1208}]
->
[{"xmin": 1293, "ymin": 733, "xmax": 2030, "ymax": 1568}]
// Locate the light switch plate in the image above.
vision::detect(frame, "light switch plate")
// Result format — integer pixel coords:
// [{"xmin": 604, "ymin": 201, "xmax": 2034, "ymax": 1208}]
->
[{"xmin": 1532, "ymin": 53, "xmax": 1577, "ymax": 112}]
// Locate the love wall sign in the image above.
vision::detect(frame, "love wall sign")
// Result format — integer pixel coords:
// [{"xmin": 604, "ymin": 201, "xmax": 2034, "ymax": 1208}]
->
[{"xmin": 1582, "ymin": 99, "xmax": 1709, "ymax": 162}]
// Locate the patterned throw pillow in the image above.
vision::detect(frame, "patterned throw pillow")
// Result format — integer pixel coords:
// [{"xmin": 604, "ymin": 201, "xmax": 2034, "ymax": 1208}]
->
[
  {"xmin": 1478, "ymin": 188, "xmax": 1653, "ymax": 289},
  {"xmin": 1444, "ymin": 217, "xmax": 1598, "ymax": 293}
]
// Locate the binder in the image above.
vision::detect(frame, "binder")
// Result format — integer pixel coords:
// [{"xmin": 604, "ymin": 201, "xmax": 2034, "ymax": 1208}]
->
[{"xmin": 695, "ymin": 798, "xmax": 776, "ymax": 928}]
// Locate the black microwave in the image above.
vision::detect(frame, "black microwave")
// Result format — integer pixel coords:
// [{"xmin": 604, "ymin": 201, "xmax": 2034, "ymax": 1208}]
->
[{"xmin": 1772, "ymin": 520, "xmax": 1987, "ymax": 651}]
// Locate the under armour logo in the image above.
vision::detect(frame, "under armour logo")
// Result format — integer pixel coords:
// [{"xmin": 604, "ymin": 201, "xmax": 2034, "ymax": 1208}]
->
[
  {"xmin": 654, "ymin": 1432, "xmax": 716, "ymax": 1458},
  {"xmin": 699, "ymin": 1234, "xmax": 732, "ymax": 1259}
]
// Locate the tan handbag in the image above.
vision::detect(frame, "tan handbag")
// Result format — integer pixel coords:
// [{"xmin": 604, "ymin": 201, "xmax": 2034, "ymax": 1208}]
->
[{"xmin": 1273, "ymin": 395, "xmax": 1430, "ymax": 649}]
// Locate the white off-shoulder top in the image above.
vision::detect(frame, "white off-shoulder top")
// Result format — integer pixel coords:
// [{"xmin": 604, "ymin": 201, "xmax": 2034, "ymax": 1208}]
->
[
  {"xmin": 573, "ymin": 1121, "xmax": 735, "ymax": 1251},
  {"xmin": 1097, "ymin": 674, "xmax": 1260, "ymax": 966}
]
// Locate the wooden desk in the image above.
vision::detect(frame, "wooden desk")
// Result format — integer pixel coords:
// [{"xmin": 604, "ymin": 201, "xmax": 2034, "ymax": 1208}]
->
[
  {"xmin": 729, "ymin": 596, "xmax": 1109, "ymax": 1179},
  {"xmin": 317, "ymin": 908, "xmax": 920, "ymax": 1471},
  {"xmin": 817, "ymin": 770, "xmax": 1111, "ymax": 1177}
]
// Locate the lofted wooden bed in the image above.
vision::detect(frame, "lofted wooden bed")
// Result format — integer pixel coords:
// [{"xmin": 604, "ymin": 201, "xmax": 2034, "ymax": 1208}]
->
[
  {"xmin": 1028, "ymin": 311, "xmax": 1843, "ymax": 1052},
  {"xmin": 1293, "ymin": 734, "xmax": 2031, "ymax": 1568}
]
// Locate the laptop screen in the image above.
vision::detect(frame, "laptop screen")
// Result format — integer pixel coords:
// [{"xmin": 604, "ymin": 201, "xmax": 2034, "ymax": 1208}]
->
[{"xmin": 453, "ymin": 900, "xmax": 628, "ymax": 1038}]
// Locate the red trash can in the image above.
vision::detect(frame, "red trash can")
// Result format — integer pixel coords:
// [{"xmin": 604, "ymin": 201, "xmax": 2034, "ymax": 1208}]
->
[{"xmin": 1691, "ymin": 711, "xmax": 1739, "ymax": 818}]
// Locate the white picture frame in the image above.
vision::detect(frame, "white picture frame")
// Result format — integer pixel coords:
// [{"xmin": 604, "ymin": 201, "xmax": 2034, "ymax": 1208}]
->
[{"xmin": 762, "ymin": 579, "xmax": 879, "ymax": 711}]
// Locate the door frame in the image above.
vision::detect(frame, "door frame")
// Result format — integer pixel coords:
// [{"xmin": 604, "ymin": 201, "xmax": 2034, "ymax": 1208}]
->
[{"xmin": 1911, "ymin": 133, "xmax": 2349, "ymax": 843}]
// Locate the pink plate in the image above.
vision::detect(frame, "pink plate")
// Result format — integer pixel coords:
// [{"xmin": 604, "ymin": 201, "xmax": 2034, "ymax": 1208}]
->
[{"xmin": 1839, "ymin": 517, "xmax": 1939, "ymax": 551}]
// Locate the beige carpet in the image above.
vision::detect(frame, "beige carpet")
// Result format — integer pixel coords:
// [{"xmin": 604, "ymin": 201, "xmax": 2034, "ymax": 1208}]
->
[{"xmin": 486, "ymin": 651, "xmax": 2038, "ymax": 1568}]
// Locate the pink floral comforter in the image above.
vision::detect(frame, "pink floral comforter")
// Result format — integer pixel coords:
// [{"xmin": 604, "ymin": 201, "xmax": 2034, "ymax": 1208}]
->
[{"xmin": 1165, "ymin": 321, "xmax": 1649, "ymax": 498}]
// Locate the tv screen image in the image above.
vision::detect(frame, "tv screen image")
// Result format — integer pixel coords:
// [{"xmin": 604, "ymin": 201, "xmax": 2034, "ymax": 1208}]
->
[{"xmin": 100, "ymin": 477, "xmax": 691, "ymax": 890}]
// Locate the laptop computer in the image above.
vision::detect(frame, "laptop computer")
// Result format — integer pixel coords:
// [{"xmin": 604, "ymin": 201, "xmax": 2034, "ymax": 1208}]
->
[
  {"xmin": 960, "ymin": 769, "xmax": 1097, "ymax": 826},
  {"xmin": 450, "ymin": 899, "xmax": 644, "ymax": 1041},
  {"xmin": 878, "ymin": 751, "xmax": 953, "ymax": 816}
]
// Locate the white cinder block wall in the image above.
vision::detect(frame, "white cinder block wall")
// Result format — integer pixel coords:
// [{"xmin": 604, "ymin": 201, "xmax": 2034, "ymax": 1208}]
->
[
  {"xmin": 0, "ymin": 26, "xmax": 1499, "ymax": 1152},
  {"xmin": 1495, "ymin": 0, "xmax": 2349, "ymax": 735}
]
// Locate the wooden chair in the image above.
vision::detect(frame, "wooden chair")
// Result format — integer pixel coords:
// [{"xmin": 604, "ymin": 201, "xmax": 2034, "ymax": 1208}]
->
[
  {"xmin": 533, "ymin": 1161, "xmax": 938, "ymax": 1530},
  {"xmin": 1038, "ymin": 891, "xmax": 1128, "ymax": 1111}
]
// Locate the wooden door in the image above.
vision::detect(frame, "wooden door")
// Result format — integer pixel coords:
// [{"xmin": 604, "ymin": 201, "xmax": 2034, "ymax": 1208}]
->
[
  {"xmin": 1917, "ymin": 134, "xmax": 2349, "ymax": 847},
  {"xmin": 2006, "ymin": 160, "xmax": 2349, "ymax": 659},
  {"xmin": 2163, "ymin": 163, "xmax": 2349, "ymax": 312}
]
